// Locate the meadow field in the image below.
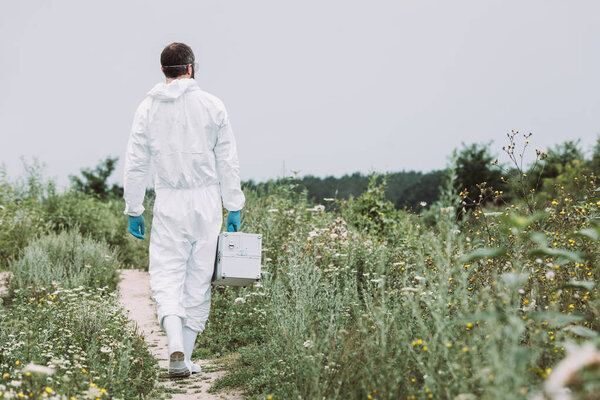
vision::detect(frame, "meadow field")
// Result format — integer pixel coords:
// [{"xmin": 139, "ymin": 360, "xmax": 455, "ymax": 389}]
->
[{"xmin": 0, "ymin": 136, "xmax": 599, "ymax": 399}]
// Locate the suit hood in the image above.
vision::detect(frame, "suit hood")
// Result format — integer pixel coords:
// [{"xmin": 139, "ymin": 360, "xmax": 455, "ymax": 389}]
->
[{"xmin": 148, "ymin": 78, "xmax": 199, "ymax": 100}]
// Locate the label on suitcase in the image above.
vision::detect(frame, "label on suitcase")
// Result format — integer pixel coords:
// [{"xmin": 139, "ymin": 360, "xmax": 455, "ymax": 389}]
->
[{"xmin": 212, "ymin": 232, "xmax": 262, "ymax": 287}]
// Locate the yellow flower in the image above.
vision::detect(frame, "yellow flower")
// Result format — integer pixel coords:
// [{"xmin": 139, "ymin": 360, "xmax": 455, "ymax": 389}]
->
[
  {"xmin": 423, "ymin": 346, "xmax": 428, "ymax": 351},
  {"xmin": 100, "ymin": 389, "xmax": 106, "ymax": 394},
  {"xmin": 267, "ymin": 396, "xmax": 273, "ymax": 400},
  {"xmin": 81, "ymin": 369, "xmax": 87, "ymax": 373},
  {"xmin": 445, "ymin": 343, "xmax": 452, "ymax": 348},
  {"xmin": 45, "ymin": 387, "xmax": 53, "ymax": 394},
  {"xmin": 15, "ymin": 361, "xmax": 19, "ymax": 366},
  {"xmin": 417, "ymin": 339, "xmax": 423, "ymax": 345}
]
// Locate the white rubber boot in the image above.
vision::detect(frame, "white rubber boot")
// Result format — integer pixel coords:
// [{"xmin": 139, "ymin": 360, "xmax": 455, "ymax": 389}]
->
[
  {"xmin": 183, "ymin": 326, "xmax": 201, "ymax": 374},
  {"xmin": 163, "ymin": 315, "xmax": 189, "ymax": 378}
]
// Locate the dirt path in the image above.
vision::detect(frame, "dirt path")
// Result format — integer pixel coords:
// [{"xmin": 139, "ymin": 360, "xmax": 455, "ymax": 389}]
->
[{"xmin": 118, "ymin": 269, "xmax": 244, "ymax": 400}]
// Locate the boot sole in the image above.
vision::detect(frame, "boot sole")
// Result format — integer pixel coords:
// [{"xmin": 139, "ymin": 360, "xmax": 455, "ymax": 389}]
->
[{"xmin": 169, "ymin": 351, "xmax": 190, "ymax": 378}]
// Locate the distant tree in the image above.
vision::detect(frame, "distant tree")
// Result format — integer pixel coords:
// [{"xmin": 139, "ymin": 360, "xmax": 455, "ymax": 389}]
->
[
  {"xmin": 530, "ymin": 140, "xmax": 590, "ymax": 205},
  {"xmin": 290, "ymin": 170, "xmax": 444, "ymax": 211},
  {"xmin": 70, "ymin": 156, "xmax": 123, "ymax": 199},
  {"xmin": 454, "ymin": 142, "xmax": 502, "ymax": 209},
  {"xmin": 529, "ymin": 139, "xmax": 584, "ymax": 184},
  {"xmin": 386, "ymin": 170, "xmax": 444, "ymax": 210}
]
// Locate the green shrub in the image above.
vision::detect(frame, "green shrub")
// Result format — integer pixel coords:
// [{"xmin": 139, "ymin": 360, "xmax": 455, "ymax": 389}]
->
[
  {"xmin": 40, "ymin": 189, "xmax": 151, "ymax": 269},
  {"xmin": 8, "ymin": 231, "xmax": 120, "ymax": 296}
]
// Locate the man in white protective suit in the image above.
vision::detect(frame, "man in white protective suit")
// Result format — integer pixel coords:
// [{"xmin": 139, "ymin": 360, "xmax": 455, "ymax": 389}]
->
[{"xmin": 123, "ymin": 42, "xmax": 245, "ymax": 378}]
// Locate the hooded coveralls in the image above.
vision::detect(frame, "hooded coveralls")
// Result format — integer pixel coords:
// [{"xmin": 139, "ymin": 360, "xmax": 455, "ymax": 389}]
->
[{"xmin": 123, "ymin": 78, "xmax": 245, "ymax": 332}]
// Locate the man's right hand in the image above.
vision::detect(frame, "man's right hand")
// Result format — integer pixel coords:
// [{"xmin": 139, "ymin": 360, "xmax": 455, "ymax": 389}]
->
[{"xmin": 129, "ymin": 215, "xmax": 146, "ymax": 239}]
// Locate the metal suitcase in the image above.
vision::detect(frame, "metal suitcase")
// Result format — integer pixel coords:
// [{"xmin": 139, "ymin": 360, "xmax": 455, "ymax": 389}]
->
[{"xmin": 212, "ymin": 232, "xmax": 262, "ymax": 286}]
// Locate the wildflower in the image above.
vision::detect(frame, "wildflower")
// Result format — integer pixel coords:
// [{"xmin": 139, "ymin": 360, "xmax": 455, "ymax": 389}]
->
[
  {"xmin": 45, "ymin": 387, "xmax": 53, "ymax": 394},
  {"xmin": 303, "ymin": 340, "xmax": 313, "ymax": 348},
  {"xmin": 445, "ymin": 343, "xmax": 452, "ymax": 348}
]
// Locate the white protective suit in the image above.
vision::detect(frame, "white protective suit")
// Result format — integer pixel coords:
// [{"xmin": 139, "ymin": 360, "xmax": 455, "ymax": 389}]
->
[{"xmin": 123, "ymin": 78, "xmax": 245, "ymax": 332}]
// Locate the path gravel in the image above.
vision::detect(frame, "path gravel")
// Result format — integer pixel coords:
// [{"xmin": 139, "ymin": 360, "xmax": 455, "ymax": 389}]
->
[{"xmin": 118, "ymin": 269, "xmax": 244, "ymax": 400}]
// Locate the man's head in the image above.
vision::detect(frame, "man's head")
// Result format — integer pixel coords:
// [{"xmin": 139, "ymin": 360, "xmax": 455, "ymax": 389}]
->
[{"xmin": 161, "ymin": 42, "xmax": 196, "ymax": 79}]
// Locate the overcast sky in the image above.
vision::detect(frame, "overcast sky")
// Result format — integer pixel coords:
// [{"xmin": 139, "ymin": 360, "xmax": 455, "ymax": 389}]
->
[{"xmin": 1, "ymin": 1, "xmax": 598, "ymax": 187}]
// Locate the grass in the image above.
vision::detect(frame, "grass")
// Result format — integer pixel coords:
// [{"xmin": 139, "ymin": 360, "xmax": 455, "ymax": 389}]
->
[
  {"xmin": 1, "ymin": 142, "xmax": 599, "ymax": 399},
  {"xmin": 200, "ymin": 173, "xmax": 600, "ymax": 399},
  {"xmin": 0, "ymin": 230, "xmax": 157, "ymax": 399}
]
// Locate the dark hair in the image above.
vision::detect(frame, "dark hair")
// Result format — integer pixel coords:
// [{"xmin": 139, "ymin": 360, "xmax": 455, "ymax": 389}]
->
[{"xmin": 161, "ymin": 42, "xmax": 195, "ymax": 78}]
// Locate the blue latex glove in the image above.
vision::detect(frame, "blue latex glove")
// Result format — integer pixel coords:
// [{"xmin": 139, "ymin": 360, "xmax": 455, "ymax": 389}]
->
[
  {"xmin": 227, "ymin": 210, "xmax": 241, "ymax": 232},
  {"xmin": 128, "ymin": 215, "xmax": 145, "ymax": 239}
]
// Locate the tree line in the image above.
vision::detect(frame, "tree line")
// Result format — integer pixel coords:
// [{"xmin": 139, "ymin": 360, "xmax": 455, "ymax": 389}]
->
[{"xmin": 69, "ymin": 135, "xmax": 600, "ymax": 211}]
